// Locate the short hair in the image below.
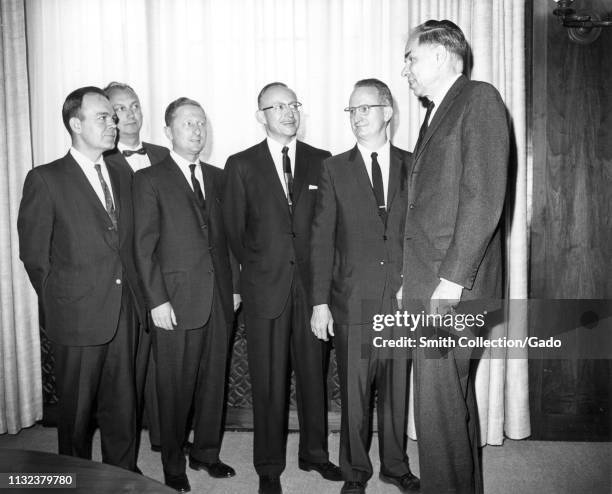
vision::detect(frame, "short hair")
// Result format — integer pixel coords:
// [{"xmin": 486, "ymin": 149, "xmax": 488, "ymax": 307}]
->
[
  {"xmin": 354, "ymin": 78, "xmax": 393, "ymax": 107},
  {"xmin": 61, "ymin": 86, "xmax": 107, "ymax": 134},
  {"xmin": 103, "ymin": 81, "xmax": 138, "ymax": 99},
  {"xmin": 410, "ymin": 20, "xmax": 468, "ymax": 65},
  {"xmin": 257, "ymin": 82, "xmax": 290, "ymax": 109},
  {"xmin": 164, "ymin": 97, "xmax": 205, "ymax": 126}
]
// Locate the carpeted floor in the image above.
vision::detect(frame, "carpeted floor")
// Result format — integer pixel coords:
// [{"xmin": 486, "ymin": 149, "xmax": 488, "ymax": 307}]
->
[{"xmin": 0, "ymin": 425, "xmax": 610, "ymax": 494}]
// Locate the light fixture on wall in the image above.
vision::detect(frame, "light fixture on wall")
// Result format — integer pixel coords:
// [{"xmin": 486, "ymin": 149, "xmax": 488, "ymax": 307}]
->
[{"xmin": 552, "ymin": 0, "xmax": 612, "ymax": 44}]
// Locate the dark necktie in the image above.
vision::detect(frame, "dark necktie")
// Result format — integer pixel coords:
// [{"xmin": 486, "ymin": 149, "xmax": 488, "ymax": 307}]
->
[
  {"xmin": 189, "ymin": 163, "xmax": 206, "ymax": 211},
  {"xmin": 414, "ymin": 100, "xmax": 435, "ymax": 153},
  {"xmin": 94, "ymin": 163, "xmax": 118, "ymax": 230},
  {"xmin": 122, "ymin": 148, "xmax": 146, "ymax": 157},
  {"xmin": 371, "ymin": 152, "xmax": 386, "ymax": 223},
  {"xmin": 282, "ymin": 146, "xmax": 294, "ymax": 214}
]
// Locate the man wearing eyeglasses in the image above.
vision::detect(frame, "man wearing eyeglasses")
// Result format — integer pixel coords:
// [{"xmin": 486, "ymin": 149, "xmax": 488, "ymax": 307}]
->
[
  {"xmin": 224, "ymin": 82, "xmax": 341, "ymax": 494},
  {"xmin": 102, "ymin": 81, "xmax": 169, "ymax": 456},
  {"xmin": 310, "ymin": 79, "xmax": 419, "ymax": 494},
  {"xmin": 133, "ymin": 97, "xmax": 238, "ymax": 492},
  {"xmin": 18, "ymin": 86, "xmax": 143, "ymax": 471}
]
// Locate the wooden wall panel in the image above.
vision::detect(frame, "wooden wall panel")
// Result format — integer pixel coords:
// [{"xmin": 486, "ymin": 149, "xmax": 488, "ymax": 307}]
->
[{"xmin": 529, "ymin": 0, "xmax": 612, "ymax": 440}]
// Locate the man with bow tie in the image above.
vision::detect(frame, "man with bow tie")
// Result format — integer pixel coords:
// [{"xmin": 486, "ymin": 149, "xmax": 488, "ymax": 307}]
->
[{"xmin": 103, "ymin": 82, "xmax": 169, "ymax": 456}]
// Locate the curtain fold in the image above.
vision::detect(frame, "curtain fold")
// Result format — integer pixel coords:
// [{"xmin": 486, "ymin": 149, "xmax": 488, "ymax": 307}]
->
[
  {"xmin": 0, "ymin": 0, "xmax": 43, "ymax": 434},
  {"xmin": 17, "ymin": 0, "xmax": 529, "ymax": 444}
]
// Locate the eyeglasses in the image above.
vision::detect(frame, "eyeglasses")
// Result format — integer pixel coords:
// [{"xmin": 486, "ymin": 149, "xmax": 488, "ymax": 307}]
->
[
  {"xmin": 344, "ymin": 104, "xmax": 387, "ymax": 116},
  {"xmin": 260, "ymin": 102, "xmax": 302, "ymax": 113}
]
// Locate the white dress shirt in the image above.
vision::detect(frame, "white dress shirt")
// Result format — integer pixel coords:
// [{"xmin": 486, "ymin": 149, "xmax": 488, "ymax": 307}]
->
[
  {"xmin": 70, "ymin": 147, "xmax": 115, "ymax": 207},
  {"xmin": 357, "ymin": 140, "xmax": 391, "ymax": 207},
  {"xmin": 117, "ymin": 141, "xmax": 151, "ymax": 172},
  {"xmin": 266, "ymin": 137, "xmax": 296, "ymax": 198},
  {"xmin": 171, "ymin": 150, "xmax": 205, "ymax": 196}
]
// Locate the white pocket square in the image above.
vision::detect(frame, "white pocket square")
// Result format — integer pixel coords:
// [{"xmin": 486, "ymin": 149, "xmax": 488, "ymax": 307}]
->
[{"xmin": 308, "ymin": 185, "xmax": 318, "ymax": 190}]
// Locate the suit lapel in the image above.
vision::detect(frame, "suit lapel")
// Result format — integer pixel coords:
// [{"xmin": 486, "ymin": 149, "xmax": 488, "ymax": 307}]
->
[
  {"xmin": 414, "ymin": 75, "xmax": 468, "ymax": 164},
  {"xmin": 200, "ymin": 161, "xmax": 214, "ymax": 222},
  {"xmin": 386, "ymin": 145, "xmax": 405, "ymax": 211},
  {"xmin": 104, "ymin": 148, "xmax": 133, "ymax": 175},
  {"xmin": 164, "ymin": 157, "xmax": 206, "ymax": 225},
  {"xmin": 143, "ymin": 142, "xmax": 168, "ymax": 166},
  {"xmin": 348, "ymin": 145, "xmax": 379, "ymax": 212},
  {"xmin": 257, "ymin": 140, "xmax": 291, "ymax": 214},
  {"xmin": 292, "ymin": 141, "xmax": 308, "ymax": 206}
]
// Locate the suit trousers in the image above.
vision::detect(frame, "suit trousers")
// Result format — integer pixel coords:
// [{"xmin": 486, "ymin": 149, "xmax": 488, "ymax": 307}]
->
[
  {"xmin": 412, "ymin": 336, "xmax": 482, "ymax": 494},
  {"xmin": 244, "ymin": 274, "xmax": 329, "ymax": 477},
  {"xmin": 151, "ymin": 288, "xmax": 230, "ymax": 477},
  {"xmin": 53, "ymin": 287, "xmax": 138, "ymax": 471},
  {"xmin": 334, "ymin": 292, "xmax": 411, "ymax": 483},
  {"xmin": 134, "ymin": 321, "xmax": 161, "ymax": 448}
]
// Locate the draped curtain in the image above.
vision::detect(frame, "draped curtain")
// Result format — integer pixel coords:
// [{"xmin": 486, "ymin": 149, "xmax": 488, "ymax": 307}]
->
[
  {"xmin": 0, "ymin": 0, "xmax": 42, "ymax": 434},
  {"xmin": 4, "ymin": 0, "xmax": 529, "ymax": 444}
]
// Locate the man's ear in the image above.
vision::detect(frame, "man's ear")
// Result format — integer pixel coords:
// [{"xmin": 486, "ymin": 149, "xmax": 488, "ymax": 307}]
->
[
  {"xmin": 255, "ymin": 109, "xmax": 267, "ymax": 126},
  {"xmin": 383, "ymin": 105, "xmax": 394, "ymax": 124},
  {"xmin": 435, "ymin": 44, "xmax": 449, "ymax": 67},
  {"xmin": 69, "ymin": 117, "xmax": 81, "ymax": 135},
  {"xmin": 163, "ymin": 125, "xmax": 173, "ymax": 143}
]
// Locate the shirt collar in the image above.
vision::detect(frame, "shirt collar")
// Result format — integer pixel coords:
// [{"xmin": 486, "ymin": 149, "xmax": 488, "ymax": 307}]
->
[
  {"xmin": 357, "ymin": 139, "xmax": 390, "ymax": 160},
  {"xmin": 430, "ymin": 73, "xmax": 462, "ymax": 112},
  {"xmin": 117, "ymin": 141, "xmax": 143, "ymax": 152},
  {"xmin": 70, "ymin": 146, "xmax": 103, "ymax": 167},
  {"xmin": 266, "ymin": 136, "xmax": 296, "ymax": 157},
  {"xmin": 170, "ymin": 150, "xmax": 198, "ymax": 171}
]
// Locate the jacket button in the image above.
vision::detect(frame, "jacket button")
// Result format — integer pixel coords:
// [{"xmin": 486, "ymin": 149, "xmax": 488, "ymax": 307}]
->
[
  {"xmin": 290, "ymin": 260, "xmax": 295, "ymax": 265},
  {"xmin": 409, "ymin": 204, "xmax": 415, "ymax": 209},
  {"xmin": 380, "ymin": 261, "xmax": 385, "ymax": 265},
  {"xmin": 291, "ymin": 232, "xmax": 296, "ymax": 238},
  {"xmin": 383, "ymin": 235, "xmax": 388, "ymax": 241},
  {"xmin": 115, "ymin": 279, "xmax": 122, "ymax": 285}
]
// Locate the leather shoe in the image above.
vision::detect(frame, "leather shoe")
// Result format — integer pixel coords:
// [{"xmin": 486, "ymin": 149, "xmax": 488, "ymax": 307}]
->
[
  {"xmin": 164, "ymin": 473, "xmax": 191, "ymax": 493},
  {"xmin": 340, "ymin": 481, "xmax": 366, "ymax": 494},
  {"xmin": 258, "ymin": 475, "xmax": 282, "ymax": 494},
  {"xmin": 188, "ymin": 457, "xmax": 236, "ymax": 478},
  {"xmin": 379, "ymin": 471, "xmax": 420, "ymax": 492},
  {"xmin": 298, "ymin": 459, "xmax": 343, "ymax": 481}
]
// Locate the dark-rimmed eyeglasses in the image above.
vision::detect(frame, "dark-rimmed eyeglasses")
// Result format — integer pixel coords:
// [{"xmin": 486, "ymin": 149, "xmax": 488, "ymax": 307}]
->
[
  {"xmin": 260, "ymin": 102, "xmax": 302, "ymax": 113},
  {"xmin": 344, "ymin": 104, "xmax": 387, "ymax": 116}
]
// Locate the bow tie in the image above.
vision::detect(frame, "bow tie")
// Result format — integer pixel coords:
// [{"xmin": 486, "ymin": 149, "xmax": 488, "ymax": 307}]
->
[{"xmin": 122, "ymin": 148, "xmax": 146, "ymax": 157}]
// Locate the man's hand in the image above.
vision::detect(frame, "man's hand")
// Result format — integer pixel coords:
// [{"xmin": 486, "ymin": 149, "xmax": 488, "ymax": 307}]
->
[
  {"xmin": 311, "ymin": 304, "xmax": 334, "ymax": 341},
  {"xmin": 430, "ymin": 278, "xmax": 463, "ymax": 315},
  {"xmin": 151, "ymin": 301, "xmax": 177, "ymax": 330},
  {"xmin": 233, "ymin": 293, "xmax": 242, "ymax": 312}
]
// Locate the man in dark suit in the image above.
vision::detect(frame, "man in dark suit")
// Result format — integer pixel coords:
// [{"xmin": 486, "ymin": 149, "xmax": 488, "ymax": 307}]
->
[
  {"xmin": 17, "ymin": 86, "xmax": 142, "ymax": 471},
  {"xmin": 224, "ymin": 82, "xmax": 341, "ymax": 494},
  {"xmin": 310, "ymin": 79, "xmax": 419, "ymax": 494},
  {"xmin": 103, "ymin": 81, "xmax": 169, "ymax": 453},
  {"xmin": 401, "ymin": 20, "xmax": 509, "ymax": 494},
  {"xmin": 133, "ymin": 97, "xmax": 238, "ymax": 492}
]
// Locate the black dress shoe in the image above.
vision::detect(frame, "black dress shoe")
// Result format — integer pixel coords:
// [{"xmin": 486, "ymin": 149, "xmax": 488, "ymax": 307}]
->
[
  {"xmin": 188, "ymin": 457, "xmax": 236, "ymax": 478},
  {"xmin": 258, "ymin": 475, "xmax": 282, "ymax": 494},
  {"xmin": 298, "ymin": 459, "xmax": 343, "ymax": 481},
  {"xmin": 164, "ymin": 473, "xmax": 191, "ymax": 493},
  {"xmin": 379, "ymin": 471, "xmax": 420, "ymax": 492},
  {"xmin": 340, "ymin": 481, "xmax": 366, "ymax": 494}
]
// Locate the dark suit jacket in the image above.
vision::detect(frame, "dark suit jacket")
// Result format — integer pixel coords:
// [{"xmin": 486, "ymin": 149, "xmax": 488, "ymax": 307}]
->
[
  {"xmin": 17, "ymin": 152, "xmax": 144, "ymax": 346},
  {"xmin": 133, "ymin": 155, "xmax": 235, "ymax": 330},
  {"xmin": 224, "ymin": 139, "xmax": 331, "ymax": 319},
  {"xmin": 402, "ymin": 75, "xmax": 509, "ymax": 306},
  {"xmin": 103, "ymin": 141, "xmax": 169, "ymax": 175},
  {"xmin": 310, "ymin": 145, "xmax": 411, "ymax": 326}
]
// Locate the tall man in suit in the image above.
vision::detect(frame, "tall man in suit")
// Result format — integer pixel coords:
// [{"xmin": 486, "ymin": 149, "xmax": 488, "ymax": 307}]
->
[
  {"xmin": 17, "ymin": 86, "xmax": 142, "ymax": 470},
  {"xmin": 401, "ymin": 20, "xmax": 509, "ymax": 494},
  {"xmin": 310, "ymin": 79, "xmax": 419, "ymax": 494},
  {"xmin": 224, "ymin": 82, "xmax": 341, "ymax": 494},
  {"xmin": 103, "ymin": 81, "xmax": 169, "ymax": 453},
  {"xmin": 133, "ymin": 97, "xmax": 237, "ymax": 493}
]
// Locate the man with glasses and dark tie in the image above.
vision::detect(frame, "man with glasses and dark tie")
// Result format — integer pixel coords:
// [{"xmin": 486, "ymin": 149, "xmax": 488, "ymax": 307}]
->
[
  {"xmin": 133, "ymin": 97, "xmax": 238, "ymax": 492},
  {"xmin": 102, "ymin": 81, "xmax": 169, "ymax": 455},
  {"xmin": 224, "ymin": 82, "xmax": 341, "ymax": 494},
  {"xmin": 310, "ymin": 79, "xmax": 420, "ymax": 494},
  {"xmin": 18, "ymin": 86, "xmax": 143, "ymax": 471}
]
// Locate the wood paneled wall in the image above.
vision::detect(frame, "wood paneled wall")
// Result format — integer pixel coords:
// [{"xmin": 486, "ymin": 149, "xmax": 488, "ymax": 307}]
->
[{"xmin": 529, "ymin": 0, "xmax": 612, "ymax": 440}]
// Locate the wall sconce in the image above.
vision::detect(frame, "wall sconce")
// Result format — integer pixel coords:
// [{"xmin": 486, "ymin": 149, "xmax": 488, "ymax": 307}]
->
[{"xmin": 552, "ymin": 0, "xmax": 612, "ymax": 44}]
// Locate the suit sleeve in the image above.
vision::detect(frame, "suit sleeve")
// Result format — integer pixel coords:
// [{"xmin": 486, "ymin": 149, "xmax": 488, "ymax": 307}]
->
[
  {"xmin": 215, "ymin": 166, "xmax": 241, "ymax": 292},
  {"xmin": 438, "ymin": 84, "xmax": 509, "ymax": 288},
  {"xmin": 310, "ymin": 158, "xmax": 337, "ymax": 306},
  {"xmin": 17, "ymin": 169, "xmax": 53, "ymax": 296},
  {"xmin": 133, "ymin": 171, "xmax": 168, "ymax": 310},
  {"xmin": 222, "ymin": 157, "xmax": 247, "ymax": 265}
]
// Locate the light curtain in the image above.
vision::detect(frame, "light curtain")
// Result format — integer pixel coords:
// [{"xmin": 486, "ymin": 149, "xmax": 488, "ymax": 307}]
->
[
  {"xmin": 0, "ymin": 0, "xmax": 43, "ymax": 434},
  {"xmin": 21, "ymin": 0, "xmax": 529, "ymax": 444}
]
